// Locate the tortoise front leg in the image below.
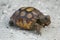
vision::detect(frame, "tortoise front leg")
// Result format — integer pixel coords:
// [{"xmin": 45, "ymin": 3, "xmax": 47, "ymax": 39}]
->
[{"xmin": 34, "ymin": 23, "xmax": 43, "ymax": 35}]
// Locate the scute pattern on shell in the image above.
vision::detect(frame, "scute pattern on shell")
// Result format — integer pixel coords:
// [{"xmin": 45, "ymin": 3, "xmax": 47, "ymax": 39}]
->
[
  {"xmin": 9, "ymin": 7, "xmax": 51, "ymax": 34},
  {"xmin": 10, "ymin": 7, "xmax": 40, "ymax": 29}
]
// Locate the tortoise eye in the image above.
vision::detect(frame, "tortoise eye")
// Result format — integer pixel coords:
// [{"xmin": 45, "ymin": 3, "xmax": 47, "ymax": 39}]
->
[{"xmin": 45, "ymin": 15, "xmax": 50, "ymax": 20}]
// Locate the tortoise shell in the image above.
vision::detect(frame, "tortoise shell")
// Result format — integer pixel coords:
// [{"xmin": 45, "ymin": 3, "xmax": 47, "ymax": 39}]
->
[
  {"xmin": 9, "ymin": 7, "xmax": 44, "ymax": 30},
  {"xmin": 9, "ymin": 7, "xmax": 51, "ymax": 34}
]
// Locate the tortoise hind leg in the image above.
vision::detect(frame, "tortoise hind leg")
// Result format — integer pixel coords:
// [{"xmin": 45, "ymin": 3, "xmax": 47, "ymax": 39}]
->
[{"xmin": 9, "ymin": 20, "xmax": 14, "ymax": 26}]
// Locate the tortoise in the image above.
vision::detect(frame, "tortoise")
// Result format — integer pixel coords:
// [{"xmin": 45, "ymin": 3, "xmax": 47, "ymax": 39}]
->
[{"xmin": 9, "ymin": 7, "xmax": 51, "ymax": 34}]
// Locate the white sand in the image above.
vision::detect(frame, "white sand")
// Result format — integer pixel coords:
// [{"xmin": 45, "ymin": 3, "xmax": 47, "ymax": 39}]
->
[{"xmin": 0, "ymin": 0, "xmax": 60, "ymax": 40}]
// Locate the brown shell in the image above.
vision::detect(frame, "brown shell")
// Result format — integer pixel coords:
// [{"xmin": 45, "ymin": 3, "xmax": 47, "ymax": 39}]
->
[{"xmin": 10, "ymin": 7, "xmax": 43, "ymax": 29}]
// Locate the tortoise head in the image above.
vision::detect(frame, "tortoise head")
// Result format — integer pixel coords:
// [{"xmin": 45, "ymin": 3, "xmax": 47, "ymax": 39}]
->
[
  {"xmin": 37, "ymin": 15, "xmax": 51, "ymax": 26},
  {"xmin": 44, "ymin": 15, "xmax": 51, "ymax": 26}
]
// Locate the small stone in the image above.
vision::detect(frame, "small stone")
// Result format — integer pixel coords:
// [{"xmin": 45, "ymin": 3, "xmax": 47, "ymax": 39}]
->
[
  {"xmin": 45, "ymin": 30, "xmax": 47, "ymax": 31},
  {"xmin": 11, "ymin": 33, "xmax": 13, "ymax": 34},
  {"xmin": 54, "ymin": 39, "xmax": 56, "ymax": 40},
  {"xmin": 2, "ymin": 12, "xmax": 4, "ymax": 14},
  {"xmin": 6, "ymin": 27, "xmax": 9, "ymax": 29},
  {"xmin": 8, "ymin": 5, "xmax": 11, "ymax": 8},
  {"xmin": 23, "ymin": 32, "xmax": 26, "ymax": 34},
  {"xmin": 52, "ymin": 27, "xmax": 55, "ymax": 28},
  {"xmin": 1, "ymin": 3, "xmax": 6, "ymax": 6}
]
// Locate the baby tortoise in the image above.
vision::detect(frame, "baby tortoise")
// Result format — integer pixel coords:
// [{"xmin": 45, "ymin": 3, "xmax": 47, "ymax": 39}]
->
[{"xmin": 9, "ymin": 7, "xmax": 51, "ymax": 34}]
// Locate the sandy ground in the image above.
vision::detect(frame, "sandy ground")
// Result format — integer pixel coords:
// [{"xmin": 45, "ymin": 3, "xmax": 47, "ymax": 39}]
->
[{"xmin": 0, "ymin": 0, "xmax": 60, "ymax": 40}]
